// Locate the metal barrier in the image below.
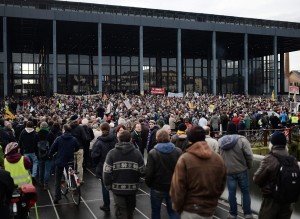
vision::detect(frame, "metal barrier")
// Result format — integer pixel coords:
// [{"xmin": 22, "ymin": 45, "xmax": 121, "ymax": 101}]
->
[{"xmin": 219, "ymin": 154, "xmax": 300, "ymax": 219}]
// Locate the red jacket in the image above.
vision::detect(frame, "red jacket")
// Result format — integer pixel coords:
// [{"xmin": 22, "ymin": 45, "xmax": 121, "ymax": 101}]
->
[{"xmin": 231, "ymin": 117, "xmax": 240, "ymax": 126}]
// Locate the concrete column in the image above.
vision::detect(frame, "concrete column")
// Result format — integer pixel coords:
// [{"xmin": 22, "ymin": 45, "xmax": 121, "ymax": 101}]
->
[
  {"xmin": 280, "ymin": 51, "xmax": 284, "ymax": 93},
  {"xmin": 3, "ymin": 17, "xmax": 7, "ymax": 97},
  {"xmin": 274, "ymin": 36, "xmax": 278, "ymax": 98},
  {"xmin": 139, "ymin": 26, "xmax": 144, "ymax": 95},
  {"xmin": 98, "ymin": 23, "xmax": 102, "ymax": 94},
  {"xmin": 244, "ymin": 33, "xmax": 248, "ymax": 95},
  {"xmin": 177, "ymin": 29, "xmax": 182, "ymax": 93},
  {"xmin": 52, "ymin": 20, "xmax": 57, "ymax": 94},
  {"xmin": 212, "ymin": 31, "xmax": 216, "ymax": 95}
]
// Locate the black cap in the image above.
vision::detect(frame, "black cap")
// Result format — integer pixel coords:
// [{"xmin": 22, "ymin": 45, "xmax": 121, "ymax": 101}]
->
[
  {"xmin": 271, "ymin": 131, "xmax": 286, "ymax": 148},
  {"xmin": 178, "ymin": 123, "xmax": 187, "ymax": 131}
]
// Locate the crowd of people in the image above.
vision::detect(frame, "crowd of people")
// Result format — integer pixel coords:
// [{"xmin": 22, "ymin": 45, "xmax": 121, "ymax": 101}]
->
[{"xmin": 0, "ymin": 92, "xmax": 299, "ymax": 219}]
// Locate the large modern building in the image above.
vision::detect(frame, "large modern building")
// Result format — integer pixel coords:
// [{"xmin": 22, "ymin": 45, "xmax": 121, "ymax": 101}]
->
[{"xmin": 0, "ymin": 0, "xmax": 300, "ymax": 97}]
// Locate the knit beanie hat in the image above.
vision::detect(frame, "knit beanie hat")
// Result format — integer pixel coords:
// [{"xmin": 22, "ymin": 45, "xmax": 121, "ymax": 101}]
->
[
  {"xmin": 271, "ymin": 131, "xmax": 286, "ymax": 147},
  {"xmin": 178, "ymin": 123, "xmax": 187, "ymax": 131}
]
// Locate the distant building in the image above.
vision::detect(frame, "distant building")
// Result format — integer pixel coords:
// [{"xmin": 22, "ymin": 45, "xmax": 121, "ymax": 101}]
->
[
  {"xmin": 0, "ymin": 1, "xmax": 300, "ymax": 97},
  {"xmin": 289, "ymin": 70, "xmax": 300, "ymax": 85}
]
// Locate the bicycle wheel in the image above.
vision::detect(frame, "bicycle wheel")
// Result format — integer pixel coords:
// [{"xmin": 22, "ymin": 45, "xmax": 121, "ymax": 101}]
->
[
  {"xmin": 70, "ymin": 175, "xmax": 81, "ymax": 206},
  {"xmin": 61, "ymin": 171, "xmax": 68, "ymax": 195}
]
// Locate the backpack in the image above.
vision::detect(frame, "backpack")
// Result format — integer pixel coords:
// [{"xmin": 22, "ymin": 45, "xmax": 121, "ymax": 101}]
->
[
  {"xmin": 272, "ymin": 153, "xmax": 300, "ymax": 204},
  {"xmin": 37, "ymin": 140, "xmax": 50, "ymax": 160}
]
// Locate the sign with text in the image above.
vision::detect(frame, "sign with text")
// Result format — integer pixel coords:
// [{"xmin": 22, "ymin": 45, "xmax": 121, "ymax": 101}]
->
[
  {"xmin": 289, "ymin": 85, "xmax": 299, "ymax": 94},
  {"xmin": 167, "ymin": 92, "xmax": 183, "ymax": 98},
  {"xmin": 151, "ymin": 87, "xmax": 165, "ymax": 95}
]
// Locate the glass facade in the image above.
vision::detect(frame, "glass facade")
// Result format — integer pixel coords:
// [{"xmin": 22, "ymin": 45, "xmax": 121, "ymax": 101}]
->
[
  {"xmin": 56, "ymin": 54, "xmax": 97, "ymax": 94},
  {"xmin": 183, "ymin": 58, "xmax": 208, "ymax": 93},
  {"xmin": 1, "ymin": 17, "xmax": 288, "ymax": 97},
  {"xmin": 12, "ymin": 53, "xmax": 51, "ymax": 96}
]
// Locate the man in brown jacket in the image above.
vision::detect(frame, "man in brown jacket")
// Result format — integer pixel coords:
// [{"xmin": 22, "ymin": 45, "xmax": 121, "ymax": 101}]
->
[{"xmin": 170, "ymin": 125, "xmax": 226, "ymax": 218}]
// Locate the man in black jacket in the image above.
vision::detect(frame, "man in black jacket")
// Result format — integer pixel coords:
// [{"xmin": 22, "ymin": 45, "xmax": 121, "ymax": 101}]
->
[
  {"xmin": 48, "ymin": 124, "xmax": 79, "ymax": 204},
  {"xmin": 103, "ymin": 130, "xmax": 145, "ymax": 219},
  {"xmin": 18, "ymin": 121, "xmax": 38, "ymax": 184},
  {"xmin": 146, "ymin": 129, "xmax": 182, "ymax": 219}
]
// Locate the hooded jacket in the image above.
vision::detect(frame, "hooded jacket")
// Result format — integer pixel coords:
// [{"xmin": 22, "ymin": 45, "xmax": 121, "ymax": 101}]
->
[
  {"xmin": 170, "ymin": 141, "xmax": 226, "ymax": 217},
  {"xmin": 48, "ymin": 132, "xmax": 80, "ymax": 167},
  {"xmin": 218, "ymin": 134, "xmax": 253, "ymax": 175},
  {"xmin": 145, "ymin": 142, "xmax": 182, "ymax": 192},
  {"xmin": 91, "ymin": 133, "xmax": 117, "ymax": 178},
  {"xmin": 103, "ymin": 142, "xmax": 145, "ymax": 195}
]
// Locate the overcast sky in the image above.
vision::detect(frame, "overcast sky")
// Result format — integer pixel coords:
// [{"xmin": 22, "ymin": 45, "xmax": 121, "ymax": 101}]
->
[{"xmin": 60, "ymin": 0, "xmax": 300, "ymax": 69}]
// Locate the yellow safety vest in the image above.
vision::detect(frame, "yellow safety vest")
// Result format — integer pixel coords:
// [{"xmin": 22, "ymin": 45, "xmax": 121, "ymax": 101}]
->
[
  {"xmin": 4, "ymin": 156, "xmax": 32, "ymax": 187},
  {"xmin": 291, "ymin": 116, "xmax": 298, "ymax": 124}
]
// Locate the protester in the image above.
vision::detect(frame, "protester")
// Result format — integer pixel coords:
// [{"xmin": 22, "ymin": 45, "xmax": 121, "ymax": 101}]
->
[
  {"xmin": 148, "ymin": 120, "xmax": 162, "ymax": 153},
  {"xmin": 35, "ymin": 121, "xmax": 51, "ymax": 190},
  {"xmin": 81, "ymin": 118, "xmax": 94, "ymax": 168},
  {"xmin": 4, "ymin": 142, "xmax": 32, "ymax": 186},
  {"xmin": 139, "ymin": 118, "xmax": 149, "ymax": 158},
  {"xmin": 203, "ymin": 125, "xmax": 219, "ymax": 152},
  {"xmin": 146, "ymin": 129, "xmax": 182, "ymax": 219},
  {"xmin": 170, "ymin": 125, "xmax": 226, "ymax": 218},
  {"xmin": 48, "ymin": 124, "xmax": 79, "ymax": 204},
  {"xmin": 198, "ymin": 114, "xmax": 208, "ymax": 127},
  {"xmin": 131, "ymin": 122, "xmax": 143, "ymax": 151},
  {"xmin": 18, "ymin": 121, "xmax": 38, "ymax": 184},
  {"xmin": 253, "ymin": 131, "xmax": 299, "ymax": 219},
  {"xmin": 168, "ymin": 114, "xmax": 177, "ymax": 131},
  {"xmin": 0, "ymin": 118, "xmax": 14, "ymax": 149},
  {"xmin": 91, "ymin": 122, "xmax": 117, "ymax": 212},
  {"xmin": 170, "ymin": 123, "xmax": 190, "ymax": 151},
  {"xmin": 103, "ymin": 130, "xmax": 145, "ymax": 219},
  {"xmin": 68, "ymin": 115, "xmax": 90, "ymax": 184},
  {"xmin": 218, "ymin": 122, "xmax": 253, "ymax": 219}
]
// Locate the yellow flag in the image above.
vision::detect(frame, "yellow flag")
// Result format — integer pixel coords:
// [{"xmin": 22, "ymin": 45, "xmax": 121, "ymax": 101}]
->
[
  {"xmin": 4, "ymin": 105, "xmax": 15, "ymax": 120},
  {"xmin": 271, "ymin": 90, "xmax": 275, "ymax": 101}
]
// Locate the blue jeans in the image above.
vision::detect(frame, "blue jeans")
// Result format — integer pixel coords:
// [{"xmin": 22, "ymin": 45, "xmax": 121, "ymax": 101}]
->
[
  {"xmin": 101, "ymin": 178, "xmax": 110, "ymax": 207},
  {"xmin": 150, "ymin": 189, "xmax": 179, "ymax": 219},
  {"xmin": 38, "ymin": 159, "xmax": 51, "ymax": 184},
  {"xmin": 25, "ymin": 153, "xmax": 38, "ymax": 177},
  {"xmin": 227, "ymin": 170, "xmax": 252, "ymax": 217}
]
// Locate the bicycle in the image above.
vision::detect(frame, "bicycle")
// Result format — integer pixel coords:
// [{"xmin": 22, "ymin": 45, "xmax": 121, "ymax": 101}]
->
[{"xmin": 61, "ymin": 161, "xmax": 81, "ymax": 206}]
